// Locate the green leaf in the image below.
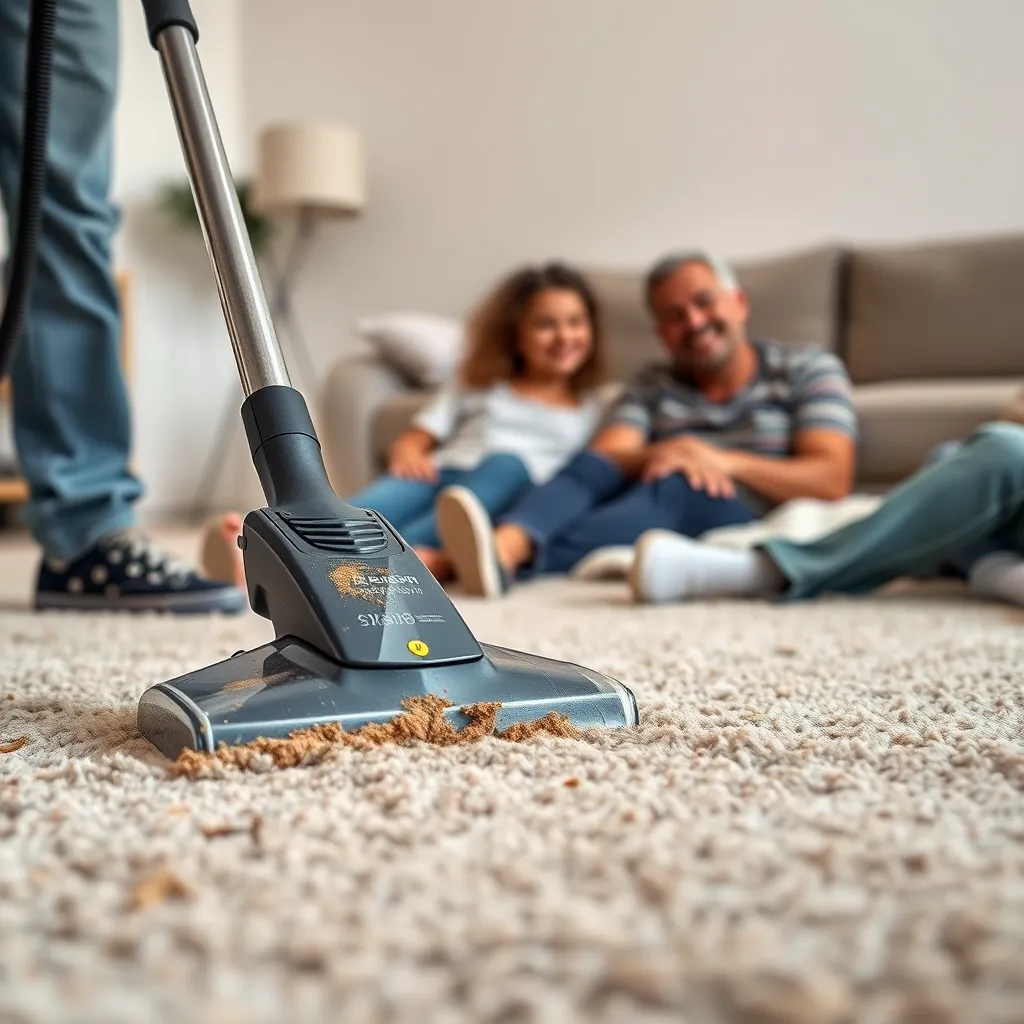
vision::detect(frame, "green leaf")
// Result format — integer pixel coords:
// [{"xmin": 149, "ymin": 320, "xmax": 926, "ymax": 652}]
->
[{"xmin": 157, "ymin": 177, "xmax": 275, "ymax": 255}]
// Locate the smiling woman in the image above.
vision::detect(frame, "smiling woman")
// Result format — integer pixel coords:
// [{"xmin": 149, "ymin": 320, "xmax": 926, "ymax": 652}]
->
[{"xmin": 461, "ymin": 262, "xmax": 609, "ymax": 397}]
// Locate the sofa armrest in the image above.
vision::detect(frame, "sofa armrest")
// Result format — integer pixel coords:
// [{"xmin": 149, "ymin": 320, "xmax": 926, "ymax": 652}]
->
[{"xmin": 318, "ymin": 346, "xmax": 416, "ymax": 496}]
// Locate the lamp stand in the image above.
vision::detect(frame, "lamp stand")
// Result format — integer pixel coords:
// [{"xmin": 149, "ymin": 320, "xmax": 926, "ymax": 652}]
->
[{"xmin": 189, "ymin": 207, "xmax": 321, "ymax": 522}]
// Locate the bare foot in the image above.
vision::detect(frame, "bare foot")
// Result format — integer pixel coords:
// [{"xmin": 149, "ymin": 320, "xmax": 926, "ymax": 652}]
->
[
  {"xmin": 494, "ymin": 524, "xmax": 533, "ymax": 572},
  {"xmin": 415, "ymin": 547, "xmax": 453, "ymax": 582},
  {"xmin": 200, "ymin": 512, "xmax": 246, "ymax": 588}
]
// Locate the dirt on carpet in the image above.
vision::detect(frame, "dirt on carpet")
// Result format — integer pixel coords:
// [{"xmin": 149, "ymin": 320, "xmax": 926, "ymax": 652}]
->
[
  {"xmin": 171, "ymin": 694, "xmax": 581, "ymax": 778},
  {"xmin": 129, "ymin": 871, "xmax": 192, "ymax": 911}
]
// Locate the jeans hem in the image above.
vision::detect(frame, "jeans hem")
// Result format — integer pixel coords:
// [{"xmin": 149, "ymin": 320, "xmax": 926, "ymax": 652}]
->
[{"xmin": 30, "ymin": 503, "xmax": 139, "ymax": 564}]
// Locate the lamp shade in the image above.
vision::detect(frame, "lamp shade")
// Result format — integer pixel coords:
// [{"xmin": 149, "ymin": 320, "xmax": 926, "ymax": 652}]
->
[{"xmin": 251, "ymin": 120, "xmax": 366, "ymax": 217}]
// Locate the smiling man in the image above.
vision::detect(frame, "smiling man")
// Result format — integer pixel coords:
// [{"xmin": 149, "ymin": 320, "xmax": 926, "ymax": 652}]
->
[{"xmin": 434, "ymin": 250, "xmax": 858, "ymax": 597}]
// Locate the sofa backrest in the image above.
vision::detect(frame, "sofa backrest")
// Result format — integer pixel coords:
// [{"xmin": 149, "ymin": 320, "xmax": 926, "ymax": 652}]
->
[
  {"xmin": 842, "ymin": 232, "xmax": 1024, "ymax": 384},
  {"xmin": 583, "ymin": 244, "xmax": 846, "ymax": 382}
]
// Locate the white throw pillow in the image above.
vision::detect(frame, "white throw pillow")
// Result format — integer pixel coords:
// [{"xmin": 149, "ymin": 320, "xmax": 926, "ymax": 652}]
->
[{"xmin": 355, "ymin": 312, "xmax": 464, "ymax": 386}]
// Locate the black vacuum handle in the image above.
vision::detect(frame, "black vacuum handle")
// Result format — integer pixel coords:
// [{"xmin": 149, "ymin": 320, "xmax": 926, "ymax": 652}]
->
[{"xmin": 141, "ymin": 0, "xmax": 199, "ymax": 48}]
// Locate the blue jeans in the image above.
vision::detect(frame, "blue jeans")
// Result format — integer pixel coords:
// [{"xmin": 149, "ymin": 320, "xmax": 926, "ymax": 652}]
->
[
  {"xmin": 349, "ymin": 452, "xmax": 533, "ymax": 549},
  {"xmin": 763, "ymin": 422, "xmax": 1024, "ymax": 599},
  {"xmin": 499, "ymin": 450, "xmax": 759, "ymax": 574},
  {"xmin": 1, "ymin": 0, "xmax": 140, "ymax": 561}
]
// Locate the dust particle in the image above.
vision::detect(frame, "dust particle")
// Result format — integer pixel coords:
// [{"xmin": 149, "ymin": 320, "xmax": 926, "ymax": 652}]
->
[
  {"xmin": 0, "ymin": 736, "xmax": 29, "ymax": 754},
  {"xmin": 171, "ymin": 694, "xmax": 581, "ymax": 778},
  {"xmin": 201, "ymin": 824, "xmax": 242, "ymax": 838},
  {"xmin": 201, "ymin": 815, "xmax": 262, "ymax": 842},
  {"xmin": 129, "ymin": 871, "xmax": 191, "ymax": 911}
]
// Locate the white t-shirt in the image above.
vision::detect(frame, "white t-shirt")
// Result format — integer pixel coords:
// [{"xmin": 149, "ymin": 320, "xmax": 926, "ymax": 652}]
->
[{"xmin": 412, "ymin": 382, "xmax": 608, "ymax": 484}]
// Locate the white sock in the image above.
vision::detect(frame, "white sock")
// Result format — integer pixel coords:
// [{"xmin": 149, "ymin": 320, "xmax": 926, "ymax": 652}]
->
[
  {"xmin": 630, "ymin": 529, "xmax": 786, "ymax": 604},
  {"xmin": 967, "ymin": 551, "xmax": 1024, "ymax": 608}
]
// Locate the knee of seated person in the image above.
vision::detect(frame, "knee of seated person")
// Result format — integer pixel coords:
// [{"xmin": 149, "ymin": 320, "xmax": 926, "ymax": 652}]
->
[
  {"xmin": 966, "ymin": 421, "xmax": 1024, "ymax": 465},
  {"xmin": 478, "ymin": 451, "xmax": 529, "ymax": 474},
  {"xmin": 559, "ymin": 449, "xmax": 622, "ymax": 479},
  {"xmin": 924, "ymin": 440, "xmax": 963, "ymax": 466}
]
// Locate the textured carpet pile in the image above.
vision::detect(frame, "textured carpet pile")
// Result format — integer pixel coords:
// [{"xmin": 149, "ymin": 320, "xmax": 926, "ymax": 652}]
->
[{"xmin": 2, "ymin": 540, "xmax": 1024, "ymax": 1023}]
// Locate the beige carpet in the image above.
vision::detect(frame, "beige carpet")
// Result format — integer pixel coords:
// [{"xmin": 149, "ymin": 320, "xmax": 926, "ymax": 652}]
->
[{"xmin": 2, "ymin": 529, "xmax": 1024, "ymax": 1024}]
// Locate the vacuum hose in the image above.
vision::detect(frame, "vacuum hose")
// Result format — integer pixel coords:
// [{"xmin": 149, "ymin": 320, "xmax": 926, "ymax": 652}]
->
[{"xmin": 0, "ymin": 0, "xmax": 57, "ymax": 383}]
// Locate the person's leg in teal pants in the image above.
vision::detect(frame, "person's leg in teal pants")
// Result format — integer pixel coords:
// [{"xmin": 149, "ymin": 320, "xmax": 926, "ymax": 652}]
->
[
  {"xmin": 631, "ymin": 422, "xmax": 1024, "ymax": 606},
  {"xmin": 765, "ymin": 423, "xmax": 1024, "ymax": 599},
  {"xmin": 0, "ymin": 0, "xmax": 242, "ymax": 612}
]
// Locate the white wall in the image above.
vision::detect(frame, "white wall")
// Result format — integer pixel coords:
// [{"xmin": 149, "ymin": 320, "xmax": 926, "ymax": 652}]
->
[{"xmin": 239, "ymin": 0, "xmax": 1024, "ymax": 363}]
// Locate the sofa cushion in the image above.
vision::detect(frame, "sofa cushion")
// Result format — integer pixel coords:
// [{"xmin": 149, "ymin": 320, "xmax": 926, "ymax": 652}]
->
[
  {"xmin": 733, "ymin": 244, "xmax": 846, "ymax": 354},
  {"xmin": 354, "ymin": 312, "xmax": 464, "ymax": 387},
  {"xmin": 583, "ymin": 244, "xmax": 845, "ymax": 383},
  {"xmin": 844, "ymin": 233, "xmax": 1024, "ymax": 384},
  {"xmin": 578, "ymin": 270, "xmax": 662, "ymax": 383},
  {"xmin": 371, "ymin": 391, "xmax": 434, "ymax": 471},
  {"xmin": 852, "ymin": 378, "xmax": 1024, "ymax": 484}
]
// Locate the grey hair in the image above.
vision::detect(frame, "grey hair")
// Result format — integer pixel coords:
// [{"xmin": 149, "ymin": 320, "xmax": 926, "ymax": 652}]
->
[{"xmin": 644, "ymin": 250, "xmax": 739, "ymax": 307}]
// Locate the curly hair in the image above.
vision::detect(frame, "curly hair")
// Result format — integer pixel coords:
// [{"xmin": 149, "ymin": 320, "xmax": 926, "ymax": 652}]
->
[{"xmin": 459, "ymin": 262, "xmax": 608, "ymax": 395}]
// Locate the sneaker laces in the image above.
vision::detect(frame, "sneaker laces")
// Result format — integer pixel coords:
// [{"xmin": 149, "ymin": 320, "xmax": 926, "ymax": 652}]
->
[{"xmin": 103, "ymin": 529, "xmax": 194, "ymax": 582}]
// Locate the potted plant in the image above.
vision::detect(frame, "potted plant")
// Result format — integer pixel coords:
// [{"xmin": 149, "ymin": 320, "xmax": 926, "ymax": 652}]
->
[{"xmin": 157, "ymin": 178, "xmax": 274, "ymax": 255}]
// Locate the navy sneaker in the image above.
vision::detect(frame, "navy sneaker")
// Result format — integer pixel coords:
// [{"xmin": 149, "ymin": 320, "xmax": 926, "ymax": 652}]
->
[
  {"xmin": 435, "ymin": 486, "xmax": 511, "ymax": 598},
  {"xmin": 35, "ymin": 529, "xmax": 247, "ymax": 614}
]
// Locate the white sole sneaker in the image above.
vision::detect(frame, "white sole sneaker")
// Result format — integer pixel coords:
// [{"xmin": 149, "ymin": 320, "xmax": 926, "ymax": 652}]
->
[{"xmin": 435, "ymin": 486, "xmax": 506, "ymax": 598}]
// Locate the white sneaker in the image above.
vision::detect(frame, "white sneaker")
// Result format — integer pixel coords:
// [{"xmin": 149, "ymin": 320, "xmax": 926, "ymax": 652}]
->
[{"xmin": 435, "ymin": 486, "xmax": 509, "ymax": 598}]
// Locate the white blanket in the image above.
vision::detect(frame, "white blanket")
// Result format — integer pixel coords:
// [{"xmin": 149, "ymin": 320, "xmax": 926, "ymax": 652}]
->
[{"xmin": 571, "ymin": 493, "xmax": 884, "ymax": 581}]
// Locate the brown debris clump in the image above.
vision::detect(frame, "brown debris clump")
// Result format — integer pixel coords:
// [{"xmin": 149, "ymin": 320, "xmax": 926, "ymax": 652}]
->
[
  {"xmin": 171, "ymin": 694, "xmax": 581, "ymax": 778},
  {"xmin": 0, "ymin": 736, "xmax": 29, "ymax": 754},
  {"xmin": 201, "ymin": 815, "xmax": 263, "ymax": 845},
  {"xmin": 129, "ymin": 871, "xmax": 191, "ymax": 911}
]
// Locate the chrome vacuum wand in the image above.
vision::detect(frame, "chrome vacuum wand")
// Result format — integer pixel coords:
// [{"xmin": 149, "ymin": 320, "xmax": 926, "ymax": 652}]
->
[
  {"xmin": 136, "ymin": 0, "xmax": 638, "ymax": 758},
  {"xmin": 146, "ymin": 7, "xmax": 288, "ymax": 396}
]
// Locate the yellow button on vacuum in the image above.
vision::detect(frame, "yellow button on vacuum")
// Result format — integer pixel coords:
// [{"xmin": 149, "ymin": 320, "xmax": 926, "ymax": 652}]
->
[{"xmin": 407, "ymin": 640, "xmax": 429, "ymax": 657}]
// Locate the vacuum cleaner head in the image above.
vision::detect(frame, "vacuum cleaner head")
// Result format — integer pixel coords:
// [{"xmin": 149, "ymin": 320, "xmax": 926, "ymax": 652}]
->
[
  {"xmin": 139, "ymin": 636, "xmax": 636, "ymax": 759},
  {"xmin": 132, "ymin": 0, "xmax": 639, "ymax": 758}
]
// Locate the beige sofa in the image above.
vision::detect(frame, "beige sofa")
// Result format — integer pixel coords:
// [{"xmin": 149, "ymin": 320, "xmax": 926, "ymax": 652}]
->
[{"xmin": 319, "ymin": 232, "xmax": 1024, "ymax": 496}]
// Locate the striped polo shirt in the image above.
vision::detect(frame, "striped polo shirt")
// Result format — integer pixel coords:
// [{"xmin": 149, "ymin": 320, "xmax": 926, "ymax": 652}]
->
[{"xmin": 606, "ymin": 340, "xmax": 857, "ymax": 508}]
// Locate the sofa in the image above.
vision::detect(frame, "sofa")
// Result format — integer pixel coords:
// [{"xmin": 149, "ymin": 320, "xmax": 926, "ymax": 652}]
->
[{"xmin": 319, "ymin": 231, "xmax": 1024, "ymax": 497}]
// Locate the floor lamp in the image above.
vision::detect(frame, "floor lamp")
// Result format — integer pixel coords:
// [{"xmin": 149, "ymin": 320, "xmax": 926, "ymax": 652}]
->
[{"xmin": 190, "ymin": 120, "xmax": 366, "ymax": 520}]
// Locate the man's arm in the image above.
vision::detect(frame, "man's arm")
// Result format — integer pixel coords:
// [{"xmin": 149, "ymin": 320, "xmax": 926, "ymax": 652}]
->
[
  {"xmin": 724, "ymin": 348, "xmax": 858, "ymax": 503},
  {"xmin": 723, "ymin": 428, "xmax": 856, "ymax": 503},
  {"xmin": 585, "ymin": 368, "xmax": 662, "ymax": 478},
  {"xmin": 589, "ymin": 423, "xmax": 650, "ymax": 478}
]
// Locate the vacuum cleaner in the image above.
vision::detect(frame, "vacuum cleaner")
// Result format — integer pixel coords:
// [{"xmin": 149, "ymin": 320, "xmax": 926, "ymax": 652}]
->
[{"xmin": 1, "ymin": 0, "xmax": 639, "ymax": 758}]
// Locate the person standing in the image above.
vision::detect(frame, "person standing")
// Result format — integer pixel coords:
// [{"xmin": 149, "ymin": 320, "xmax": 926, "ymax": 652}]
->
[{"xmin": 0, "ymin": 0, "xmax": 243, "ymax": 612}]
